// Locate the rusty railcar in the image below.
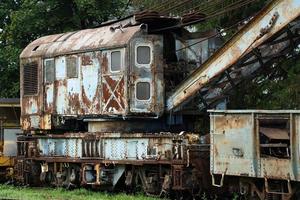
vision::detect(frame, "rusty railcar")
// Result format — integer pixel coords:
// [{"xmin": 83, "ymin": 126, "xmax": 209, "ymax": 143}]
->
[
  {"xmin": 15, "ymin": 0, "xmax": 300, "ymax": 199},
  {"xmin": 210, "ymin": 110, "xmax": 300, "ymax": 199},
  {"xmin": 20, "ymin": 20, "xmax": 166, "ymax": 131},
  {"xmin": 17, "ymin": 15, "xmax": 215, "ymax": 195},
  {"xmin": 0, "ymin": 98, "xmax": 21, "ymax": 181}
]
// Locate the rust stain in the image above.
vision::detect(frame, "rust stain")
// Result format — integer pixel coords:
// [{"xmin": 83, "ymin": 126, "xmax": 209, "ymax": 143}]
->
[
  {"xmin": 105, "ymin": 99, "xmax": 121, "ymax": 112},
  {"xmin": 102, "ymin": 76, "xmax": 125, "ymax": 113},
  {"xmin": 81, "ymin": 85, "xmax": 92, "ymax": 108},
  {"xmin": 54, "ymin": 79, "xmax": 67, "ymax": 87},
  {"xmin": 214, "ymin": 115, "xmax": 249, "ymax": 131},
  {"xmin": 104, "ymin": 76, "xmax": 118, "ymax": 91},
  {"xmin": 21, "ymin": 116, "xmax": 31, "ymax": 130},
  {"xmin": 68, "ymin": 93, "xmax": 80, "ymax": 114},
  {"xmin": 116, "ymin": 78, "xmax": 125, "ymax": 109},
  {"xmin": 101, "ymin": 53, "xmax": 108, "ymax": 73},
  {"xmin": 81, "ymin": 55, "xmax": 93, "ymax": 66},
  {"xmin": 102, "ymin": 82, "xmax": 110, "ymax": 104}
]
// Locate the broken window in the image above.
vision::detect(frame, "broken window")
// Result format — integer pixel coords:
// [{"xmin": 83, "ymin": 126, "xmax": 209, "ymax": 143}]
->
[
  {"xmin": 136, "ymin": 82, "xmax": 150, "ymax": 100},
  {"xmin": 137, "ymin": 46, "xmax": 151, "ymax": 65},
  {"xmin": 44, "ymin": 59, "xmax": 55, "ymax": 83},
  {"xmin": 23, "ymin": 62, "xmax": 38, "ymax": 95},
  {"xmin": 66, "ymin": 56, "xmax": 78, "ymax": 78},
  {"xmin": 110, "ymin": 51, "xmax": 121, "ymax": 72},
  {"xmin": 259, "ymin": 118, "xmax": 290, "ymax": 159}
]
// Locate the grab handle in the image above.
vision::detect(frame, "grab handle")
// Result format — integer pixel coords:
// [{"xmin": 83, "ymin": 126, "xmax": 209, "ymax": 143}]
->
[{"xmin": 211, "ymin": 169, "xmax": 227, "ymax": 187}]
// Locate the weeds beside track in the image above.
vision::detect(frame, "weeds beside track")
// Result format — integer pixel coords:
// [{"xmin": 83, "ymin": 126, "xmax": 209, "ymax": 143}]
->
[{"xmin": 0, "ymin": 185, "xmax": 157, "ymax": 200}]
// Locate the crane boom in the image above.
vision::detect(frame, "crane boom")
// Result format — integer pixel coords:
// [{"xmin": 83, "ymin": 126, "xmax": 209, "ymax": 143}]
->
[{"xmin": 166, "ymin": 0, "xmax": 300, "ymax": 111}]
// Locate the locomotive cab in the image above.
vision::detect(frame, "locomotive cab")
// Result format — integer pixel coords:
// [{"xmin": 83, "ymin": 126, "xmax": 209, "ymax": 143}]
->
[{"xmin": 20, "ymin": 15, "xmax": 219, "ymax": 133}]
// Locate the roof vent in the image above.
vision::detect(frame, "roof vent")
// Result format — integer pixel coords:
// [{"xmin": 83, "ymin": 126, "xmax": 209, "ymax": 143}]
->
[{"xmin": 32, "ymin": 46, "xmax": 39, "ymax": 51}]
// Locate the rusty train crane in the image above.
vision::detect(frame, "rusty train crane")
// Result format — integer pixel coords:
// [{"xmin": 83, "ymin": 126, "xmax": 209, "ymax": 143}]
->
[{"xmin": 15, "ymin": 0, "xmax": 300, "ymax": 199}]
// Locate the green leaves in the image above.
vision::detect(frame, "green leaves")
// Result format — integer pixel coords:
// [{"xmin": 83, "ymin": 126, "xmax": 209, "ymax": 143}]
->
[
  {"xmin": 0, "ymin": 45, "xmax": 21, "ymax": 98},
  {"xmin": 0, "ymin": 0, "xmax": 126, "ymax": 98},
  {"xmin": 228, "ymin": 57, "xmax": 300, "ymax": 109}
]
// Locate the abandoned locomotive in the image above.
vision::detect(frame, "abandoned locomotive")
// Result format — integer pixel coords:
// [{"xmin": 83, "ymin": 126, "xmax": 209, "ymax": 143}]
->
[{"xmin": 14, "ymin": 0, "xmax": 300, "ymax": 199}]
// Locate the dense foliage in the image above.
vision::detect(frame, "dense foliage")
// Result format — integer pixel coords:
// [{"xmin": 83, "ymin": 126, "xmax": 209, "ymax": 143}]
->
[
  {"xmin": 0, "ymin": 0, "xmax": 126, "ymax": 98},
  {"xmin": 228, "ymin": 56, "xmax": 300, "ymax": 110}
]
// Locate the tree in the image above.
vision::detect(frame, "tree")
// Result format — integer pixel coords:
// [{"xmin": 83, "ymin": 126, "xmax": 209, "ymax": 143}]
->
[
  {"xmin": 228, "ymin": 56, "xmax": 300, "ymax": 109},
  {"xmin": 0, "ymin": 0, "xmax": 126, "ymax": 98}
]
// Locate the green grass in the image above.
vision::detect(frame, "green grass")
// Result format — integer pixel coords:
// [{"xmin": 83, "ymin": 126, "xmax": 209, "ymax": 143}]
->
[{"xmin": 0, "ymin": 185, "xmax": 157, "ymax": 200}]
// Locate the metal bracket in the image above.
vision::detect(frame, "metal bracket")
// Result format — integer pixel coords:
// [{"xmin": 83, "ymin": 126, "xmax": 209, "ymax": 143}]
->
[
  {"xmin": 198, "ymin": 93, "xmax": 208, "ymax": 108},
  {"xmin": 211, "ymin": 169, "xmax": 227, "ymax": 187},
  {"xmin": 252, "ymin": 48, "xmax": 264, "ymax": 66},
  {"xmin": 264, "ymin": 178, "xmax": 293, "ymax": 195},
  {"xmin": 225, "ymin": 70, "xmax": 236, "ymax": 89}
]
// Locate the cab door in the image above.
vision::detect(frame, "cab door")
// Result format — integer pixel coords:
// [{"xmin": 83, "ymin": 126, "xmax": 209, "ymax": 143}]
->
[{"xmin": 129, "ymin": 35, "xmax": 164, "ymax": 116}]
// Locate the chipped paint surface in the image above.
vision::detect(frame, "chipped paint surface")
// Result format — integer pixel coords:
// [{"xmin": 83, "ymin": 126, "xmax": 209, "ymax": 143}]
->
[
  {"xmin": 21, "ymin": 27, "xmax": 165, "ymax": 130},
  {"xmin": 130, "ymin": 35, "xmax": 164, "ymax": 116},
  {"xmin": 23, "ymin": 97, "xmax": 38, "ymax": 114},
  {"xmin": 20, "ymin": 25, "xmax": 140, "ymax": 59},
  {"xmin": 36, "ymin": 132, "xmax": 182, "ymax": 161}
]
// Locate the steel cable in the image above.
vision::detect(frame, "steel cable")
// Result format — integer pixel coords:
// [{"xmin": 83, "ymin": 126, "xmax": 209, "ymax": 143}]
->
[{"xmin": 151, "ymin": 0, "xmax": 259, "ymax": 32}]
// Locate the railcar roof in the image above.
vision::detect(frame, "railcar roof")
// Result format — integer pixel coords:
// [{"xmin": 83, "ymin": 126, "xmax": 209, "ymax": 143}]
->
[
  {"xmin": 0, "ymin": 98, "xmax": 20, "ymax": 107},
  {"xmin": 20, "ymin": 19, "xmax": 140, "ymax": 59}
]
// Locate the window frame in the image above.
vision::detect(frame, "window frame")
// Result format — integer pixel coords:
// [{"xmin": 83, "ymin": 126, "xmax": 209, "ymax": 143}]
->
[
  {"xmin": 135, "ymin": 43, "xmax": 152, "ymax": 68},
  {"xmin": 135, "ymin": 79, "xmax": 152, "ymax": 101},
  {"xmin": 66, "ymin": 56, "xmax": 79, "ymax": 79},
  {"xmin": 109, "ymin": 49, "xmax": 124, "ymax": 73},
  {"xmin": 44, "ymin": 58, "xmax": 55, "ymax": 84}
]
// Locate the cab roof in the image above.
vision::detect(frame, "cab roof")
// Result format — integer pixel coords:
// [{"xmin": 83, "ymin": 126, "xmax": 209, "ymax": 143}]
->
[{"xmin": 20, "ymin": 17, "xmax": 141, "ymax": 59}]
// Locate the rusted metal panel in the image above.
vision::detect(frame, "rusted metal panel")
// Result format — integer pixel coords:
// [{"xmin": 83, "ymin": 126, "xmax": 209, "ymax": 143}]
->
[
  {"xmin": 210, "ymin": 113, "xmax": 256, "ymax": 177},
  {"xmin": 129, "ymin": 35, "xmax": 164, "ymax": 116},
  {"xmin": 20, "ymin": 58, "xmax": 45, "ymax": 131},
  {"xmin": 80, "ymin": 52, "xmax": 101, "ymax": 115},
  {"xmin": 20, "ymin": 25, "xmax": 140, "ymax": 59},
  {"xmin": 55, "ymin": 57, "xmax": 67, "ymax": 114},
  {"xmin": 210, "ymin": 110, "xmax": 300, "ymax": 181},
  {"xmin": 19, "ymin": 19, "xmax": 144, "ymax": 130},
  {"xmin": 261, "ymin": 158, "xmax": 295, "ymax": 180},
  {"xmin": 167, "ymin": 0, "xmax": 300, "ymax": 111},
  {"xmin": 35, "ymin": 132, "xmax": 184, "ymax": 161},
  {"xmin": 101, "ymin": 49, "xmax": 127, "ymax": 115},
  {"xmin": 43, "ymin": 52, "xmax": 102, "ymax": 117}
]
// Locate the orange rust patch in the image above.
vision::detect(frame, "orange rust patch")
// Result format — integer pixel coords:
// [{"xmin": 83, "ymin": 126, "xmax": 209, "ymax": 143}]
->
[
  {"xmin": 68, "ymin": 93, "xmax": 81, "ymax": 114},
  {"xmin": 81, "ymin": 55, "xmax": 93, "ymax": 66},
  {"xmin": 102, "ymin": 83, "xmax": 110, "ymax": 104},
  {"xmin": 101, "ymin": 53, "xmax": 108, "ymax": 73},
  {"xmin": 81, "ymin": 85, "xmax": 92, "ymax": 108},
  {"xmin": 115, "ymin": 78, "xmax": 125, "ymax": 109},
  {"xmin": 214, "ymin": 115, "xmax": 250, "ymax": 131},
  {"xmin": 104, "ymin": 76, "xmax": 118, "ymax": 91},
  {"xmin": 104, "ymin": 98, "xmax": 121, "ymax": 112}
]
